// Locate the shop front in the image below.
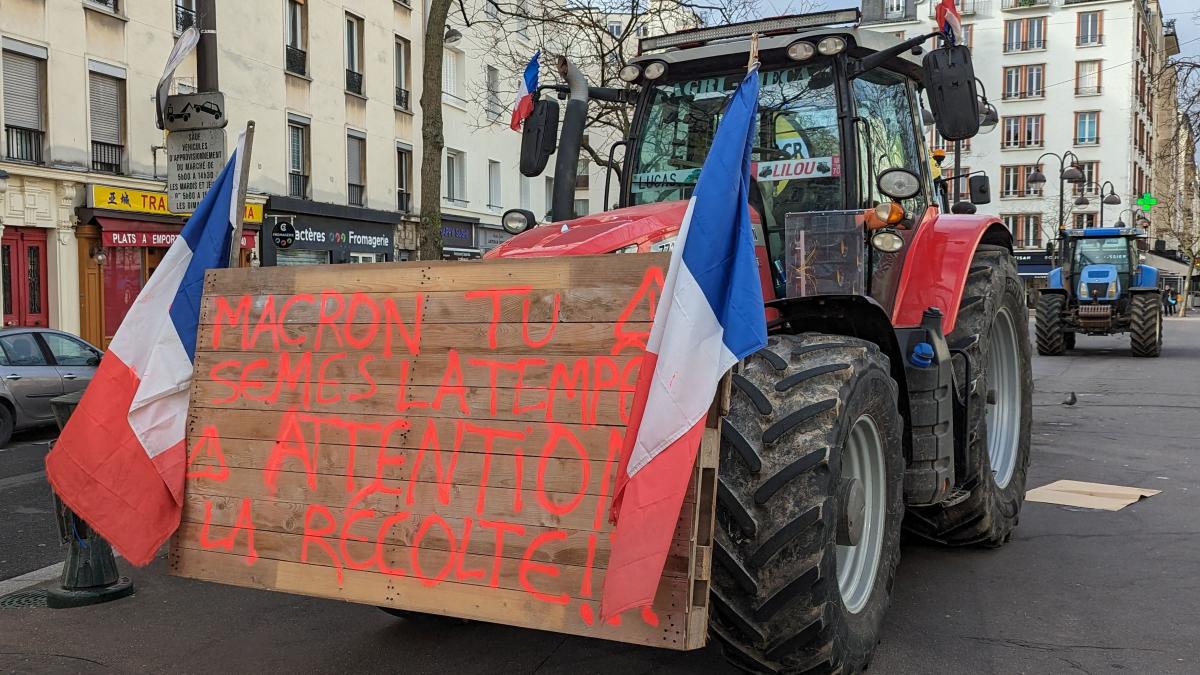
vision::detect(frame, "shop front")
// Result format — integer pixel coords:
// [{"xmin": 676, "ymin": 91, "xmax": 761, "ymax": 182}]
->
[
  {"xmin": 1015, "ymin": 250, "xmax": 1052, "ymax": 307},
  {"xmin": 441, "ymin": 215, "xmax": 481, "ymax": 260},
  {"xmin": 262, "ymin": 196, "xmax": 397, "ymax": 266},
  {"xmin": 477, "ymin": 224, "xmax": 513, "ymax": 255},
  {"xmin": 76, "ymin": 183, "xmax": 263, "ymax": 347}
]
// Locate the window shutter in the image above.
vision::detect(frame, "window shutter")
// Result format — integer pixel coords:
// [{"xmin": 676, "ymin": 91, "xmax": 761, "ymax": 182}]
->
[
  {"xmin": 347, "ymin": 137, "xmax": 364, "ymax": 184},
  {"xmin": 89, "ymin": 72, "xmax": 122, "ymax": 144},
  {"xmin": 3, "ymin": 52, "xmax": 42, "ymax": 130}
]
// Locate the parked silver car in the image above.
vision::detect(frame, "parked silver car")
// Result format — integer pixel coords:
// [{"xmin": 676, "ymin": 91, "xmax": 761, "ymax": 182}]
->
[{"xmin": 0, "ymin": 328, "xmax": 102, "ymax": 446}]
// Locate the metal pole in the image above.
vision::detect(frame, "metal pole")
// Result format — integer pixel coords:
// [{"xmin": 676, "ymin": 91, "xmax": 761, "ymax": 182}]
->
[
  {"xmin": 953, "ymin": 140, "xmax": 962, "ymax": 206},
  {"xmin": 228, "ymin": 121, "xmax": 255, "ymax": 268},
  {"xmin": 196, "ymin": 0, "xmax": 218, "ymax": 92}
]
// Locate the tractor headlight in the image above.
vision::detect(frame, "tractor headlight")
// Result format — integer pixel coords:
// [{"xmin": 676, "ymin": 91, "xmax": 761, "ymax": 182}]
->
[
  {"xmin": 643, "ymin": 61, "xmax": 668, "ymax": 80},
  {"xmin": 618, "ymin": 64, "xmax": 642, "ymax": 83},
  {"xmin": 786, "ymin": 41, "xmax": 816, "ymax": 61},
  {"xmin": 1108, "ymin": 281, "xmax": 1117, "ymax": 297},
  {"xmin": 817, "ymin": 36, "xmax": 846, "ymax": 55},
  {"xmin": 1079, "ymin": 281, "xmax": 1088, "ymax": 296},
  {"xmin": 870, "ymin": 229, "xmax": 904, "ymax": 253}
]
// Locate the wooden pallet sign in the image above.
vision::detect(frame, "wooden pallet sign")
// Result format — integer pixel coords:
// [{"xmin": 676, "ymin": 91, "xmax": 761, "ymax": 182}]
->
[{"xmin": 170, "ymin": 254, "xmax": 722, "ymax": 650}]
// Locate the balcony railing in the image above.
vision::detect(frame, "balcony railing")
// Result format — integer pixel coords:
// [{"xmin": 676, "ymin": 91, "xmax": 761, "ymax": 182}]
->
[
  {"xmin": 288, "ymin": 172, "xmax": 308, "ymax": 198},
  {"xmin": 175, "ymin": 5, "xmax": 196, "ymax": 33},
  {"xmin": 1001, "ymin": 0, "xmax": 1049, "ymax": 9},
  {"xmin": 5, "ymin": 126, "xmax": 44, "ymax": 164},
  {"xmin": 397, "ymin": 189, "xmax": 412, "ymax": 213},
  {"xmin": 1077, "ymin": 34, "xmax": 1103, "ymax": 47},
  {"xmin": 91, "ymin": 141, "xmax": 123, "ymax": 174},
  {"xmin": 1001, "ymin": 89, "xmax": 1045, "ymax": 100},
  {"xmin": 348, "ymin": 182, "xmax": 365, "ymax": 206},
  {"xmin": 1064, "ymin": 0, "xmax": 1103, "ymax": 4},
  {"xmin": 1003, "ymin": 39, "xmax": 1046, "ymax": 52},
  {"xmin": 927, "ymin": 0, "xmax": 981, "ymax": 17},
  {"xmin": 86, "ymin": 0, "xmax": 118, "ymax": 11},
  {"xmin": 1076, "ymin": 84, "xmax": 1102, "ymax": 96},
  {"xmin": 286, "ymin": 46, "xmax": 307, "ymax": 77},
  {"xmin": 1002, "ymin": 139, "xmax": 1044, "ymax": 149},
  {"xmin": 395, "ymin": 87, "xmax": 410, "ymax": 110},
  {"xmin": 1075, "ymin": 136, "xmax": 1100, "ymax": 146},
  {"xmin": 346, "ymin": 69, "xmax": 364, "ymax": 96}
]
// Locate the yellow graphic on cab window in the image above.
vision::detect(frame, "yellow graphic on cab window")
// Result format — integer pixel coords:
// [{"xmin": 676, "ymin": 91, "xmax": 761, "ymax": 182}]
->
[{"xmin": 90, "ymin": 184, "xmax": 263, "ymax": 223}]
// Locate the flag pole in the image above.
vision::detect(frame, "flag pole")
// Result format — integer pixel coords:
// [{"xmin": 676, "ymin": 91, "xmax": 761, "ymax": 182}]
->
[{"xmin": 228, "ymin": 120, "xmax": 255, "ymax": 268}]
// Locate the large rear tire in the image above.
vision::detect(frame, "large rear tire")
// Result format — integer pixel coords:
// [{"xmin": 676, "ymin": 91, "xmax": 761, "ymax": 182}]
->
[
  {"xmin": 1035, "ymin": 293, "xmax": 1066, "ymax": 356},
  {"xmin": 906, "ymin": 246, "xmax": 1033, "ymax": 547},
  {"xmin": 1130, "ymin": 294, "xmax": 1162, "ymax": 357},
  {"xmin": 710, "ymin": 334, "xmax": 904, "ymax": 674}
]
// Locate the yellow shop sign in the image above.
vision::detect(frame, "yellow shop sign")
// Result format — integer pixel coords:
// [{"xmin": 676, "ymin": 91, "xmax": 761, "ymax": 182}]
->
[{"xmin": 90, "ymin": 184, "xmax": 263, "ymax": 224}]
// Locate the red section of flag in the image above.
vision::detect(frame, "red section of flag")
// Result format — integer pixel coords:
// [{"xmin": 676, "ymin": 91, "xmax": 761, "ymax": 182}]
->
[
  {"xmin": 44, "ymin": 355, "xmax": 182, "ymax": 566},
  {"xmin": 510, "ymin": 94, "xmax": 535, "ymax": 132}
]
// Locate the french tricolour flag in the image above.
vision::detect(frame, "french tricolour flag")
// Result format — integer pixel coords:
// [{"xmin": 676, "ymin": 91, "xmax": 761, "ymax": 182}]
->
[
  {"xmin": 510, "ymin": 51, "xmax": 540, "ymax": 131},
  {"xmin": 936, "ymin": 0, "xmax": 964, "ymax": 46},
  {"xmin": 601, "ymin": 69, "xmax": 766, "ymax": 619},
  {"xmin": 45, "ymin": 130, "xmax": 248, "ymax": 566}
]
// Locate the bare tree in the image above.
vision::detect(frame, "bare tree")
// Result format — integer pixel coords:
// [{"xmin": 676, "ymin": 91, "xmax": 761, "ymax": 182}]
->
[{"xmin": 418, "ymin": 0, "xmax": 455, "ymax": 260}]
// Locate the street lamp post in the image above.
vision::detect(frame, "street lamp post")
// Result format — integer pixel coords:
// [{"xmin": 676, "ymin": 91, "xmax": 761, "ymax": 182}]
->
[
  {"xmin": 1073, "ymin": 180, "xmax": 1122, "ymax": 227},
  {"xmin": 1114, "ymin": 208, "xmax": 1151, "ymax": 229},
  {"xmin": 1027, "ymin": 151, "xmax": 1084, "ymax": 266}
]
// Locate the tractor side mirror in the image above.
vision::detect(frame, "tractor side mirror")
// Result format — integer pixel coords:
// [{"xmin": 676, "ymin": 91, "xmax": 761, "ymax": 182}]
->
[
  {"xmin": 520, "ymin": 98, "xmax": 559, "ymax": 177},
  {"xmin": 921, "ymin": 46, "xmax": 980, "ymax": 141},
  {"xmin": 968, "ymin": 174, "xmax": 991, "ymax": 205}
]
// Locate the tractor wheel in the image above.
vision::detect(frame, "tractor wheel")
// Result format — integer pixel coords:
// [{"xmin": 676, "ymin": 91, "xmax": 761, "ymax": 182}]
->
[
  {"xmin": 1130, "ymin": 294, "xmax": 1162, "ymax": 357},
  {"xmin": 1063, "ymin": 332, "xmax": 1076, "ymax": 350},
  {"xmin": 1035, "ymin": 293, "xmax": 1066, "ymax": 356},
  {"xmin": 709, "ymin": 334, "xmax": 904, "ymax": 674},
  {"xmin": 906, "ymin": 246, "xmax": 1033, "ymax": 547}
]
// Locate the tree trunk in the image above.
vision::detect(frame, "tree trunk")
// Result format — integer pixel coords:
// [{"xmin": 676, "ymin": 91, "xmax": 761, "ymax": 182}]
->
[
  {"xmin": 418, "ymin": 0, "xmax": 453, "ymax": 261},
  {"xmin": 1181, "ymin": 262, "xmax": 1194, "ymax": 318}
]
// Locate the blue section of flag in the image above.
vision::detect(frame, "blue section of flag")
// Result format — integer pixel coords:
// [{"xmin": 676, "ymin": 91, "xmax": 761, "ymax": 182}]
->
[
  {"xmin": 522, "ymin": 51, "xmax": 540, "ymax": 93},
  {"xmin": 168, "ymin": 148, "xmax": 239, "ymax": 362},
  {"xmin": 679, "ymin": 69, "xmax": 767, "ymax": 360}
]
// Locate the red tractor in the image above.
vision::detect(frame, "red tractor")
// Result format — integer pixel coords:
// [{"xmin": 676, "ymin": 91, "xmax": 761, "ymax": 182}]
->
[{"xmin": 488, "ymin": 10, "xmax": 1032, "ymax": 673}]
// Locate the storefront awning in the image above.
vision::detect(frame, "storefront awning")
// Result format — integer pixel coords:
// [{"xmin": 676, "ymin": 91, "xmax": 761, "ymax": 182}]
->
[{"xmin": 95, "ymin": 217, "xmax": 256, "ymax": 249}]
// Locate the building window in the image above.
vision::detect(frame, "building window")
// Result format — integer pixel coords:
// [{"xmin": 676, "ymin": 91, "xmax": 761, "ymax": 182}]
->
[
  {"xmin": 286, "ymin": 0, "xmax": 307, "ymax": 76},
  {"xmin": 1073, "ymin": 161, "xmax": 1099, "ymax": 195},
  {"xmin": 1075, "ymin": 111, "xmax": 1099, "ymax": 145},
  {"xmin": 519, "ymin": 175, "xmax": 530, "ymax": 210},
  {"xmin": 1001, "ymin": 114, "xmax": 1044, "ymax": 149},
  {"xmin": 1003, "ymin": 214, "xmax": 1042, "ymax": 248},
  {"xmin": 488, "ymin": 160, "xmax": 502, "ymax": 208},
  {"xmin": 485, "ymin": 0, "xmax": 499, "ymax": 20},
  {"xmin": 962, "ymin": 24, "xmax": 974, "ymax": 49},
  {"xmin": 929, "ymin": 130, "xmax": 971, "ymax": 154},
  {"xmin": 397, "ymin": 146, "xmax": 412, "ymax": 212},
  {"xmin": 1077, "ymin": 11, "xmax": 1102, "ymax": 46},
  {"xmin": 347, "ymin": 133, "xmax": 366, "ymax": 206},
  {"xmin": 1076, "ymin": 60, "xmax": 1101, "ymax": 96},
  {"xmin": 1002, "ymin": 64, "xmax": 1044, "ymax": 99},
  {"xmin": 1000, "ymin": 164, "xmax": 1043, "ymax": 198},
  {"xmin": 89, "ymin": 71, "xmax": 124, "ymax": 174},
  {"xmin": 2, "ymin": 47, "xmax": 46, "ymax": 165},
  {"xmin": 1003, "ymin": 17, "xmax": 1045, "ymax": 53},
  {"xmin": 85, "ymin": 0, "xmax": 118, "ymax": 12},
  {"xmin": 443, "ymin": 49, "xmax": 463, "ymax": 100},
  {"xmin": 345, "ymin": 13, "xmax": 364, "ymax": 95},
  {"xmin": 394, "ymin": 38, "xmax": 411, "ymax": 110},
  {"xmin": 175, "ymin": 0, "xmax": 197, "ymax": 33},
  {"xmin": 485, "ymin": 66, "xmax": 502, "ymax": 120},
  {"xmin": 574, "ymin": 198, "xmax": 590, "ymax": 217},
  {"xmin": 544, "ymin": 176, "xmax": 554, "ymax": 219},
  {"xmin": 516, "ymin": 0, "xmax": 529, "ymax": 38},
  {"xmin": 288, "ymin": 120, "xmax": 309, "ymax": 198},
  {"xmin": 884, "ymin": 0, "xmax": 904, "ymax": 20},
  {"xmin": 1074, "ymin": 212, "xmax": 1097, "ymax": 228},
  {"xmin": 947, "ymin": 165, "xmax": 971, "ymax": 200},
  {"xmin": 445, "ymin": 149, "xmax": 465, "ymax": 203},
  {"xmin": 608, "ymin": 22, "xmax": 623, "ymax": 37}
]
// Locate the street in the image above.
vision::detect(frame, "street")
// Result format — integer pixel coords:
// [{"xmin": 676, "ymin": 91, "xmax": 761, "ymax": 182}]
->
[{"xmin": 1, "ymin": 318, "xmax": 1198, "ymax": 674}]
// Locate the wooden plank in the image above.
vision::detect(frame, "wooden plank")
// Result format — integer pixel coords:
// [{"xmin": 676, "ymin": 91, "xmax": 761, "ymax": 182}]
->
[
  {"xmin": 169, "ymin": 548, "xmax": 693, "ymax": 649},
  {"xmin": 197, "ymin": 321, "xmax": 651, "ymax": 356},
  {"xmin": 198, "ymin": 287, "xmax": 655, "ymax": 326},
  {"xmin": 203, "ymin": 254, "xmax": 668, "ymax": 295}
]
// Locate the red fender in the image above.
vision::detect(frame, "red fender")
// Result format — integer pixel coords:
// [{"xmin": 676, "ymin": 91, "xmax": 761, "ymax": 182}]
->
[{"xmin": 891, "ymin": 213, "xmax": 1008, "ymax": 334}]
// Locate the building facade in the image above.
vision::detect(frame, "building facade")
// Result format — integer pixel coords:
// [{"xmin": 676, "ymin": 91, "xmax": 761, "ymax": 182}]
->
[{"xmin": 863, "ymin": 0, "xmax": 1178, "ymax": 279}]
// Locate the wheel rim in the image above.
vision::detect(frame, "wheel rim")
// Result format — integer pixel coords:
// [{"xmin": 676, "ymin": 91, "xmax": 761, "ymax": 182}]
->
[
  {"xmin": 836, "ymin": 414, "xmax": 886, "ymax": 614},
  {"xmin": 985, "ymin": 306, "xmax": 1021, "ymax": 488}
]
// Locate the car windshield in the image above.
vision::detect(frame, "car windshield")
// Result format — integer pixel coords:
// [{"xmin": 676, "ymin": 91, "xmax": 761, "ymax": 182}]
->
[
  {"xmin": 1074, "ymin": 237, "xmax": 1131, "ymax": 272},
  {"xmin": 630, "ymin": 62, "xmax": 843, "ymax": 216}
]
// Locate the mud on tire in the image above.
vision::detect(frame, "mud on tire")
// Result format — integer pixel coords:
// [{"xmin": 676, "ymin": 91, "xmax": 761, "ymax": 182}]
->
[
  {"xmin": 905, "ymin": 246, "xmax": 1033, "ymax": 547},
  {"xmin": 709, "ymin": 334, "xmax": 904, "ymax": 674}
]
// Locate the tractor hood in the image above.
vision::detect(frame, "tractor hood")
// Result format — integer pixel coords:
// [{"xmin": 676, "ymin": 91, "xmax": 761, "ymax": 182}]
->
[
  {"xmin": 1079, "ymin": 264, "xmax": 1119, "ymax": 301},
  {"xmin": 486, "ymin": 201, "xmax": 690, "ymax": 258}
]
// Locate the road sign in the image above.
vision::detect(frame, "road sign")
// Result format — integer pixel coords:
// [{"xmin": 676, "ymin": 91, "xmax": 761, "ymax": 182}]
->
[
  {"xmin": 163, "ymin": 92, "xmax": 227, "ymax": 131},
  {"xmin": 167, "ymin": 128, "xmax": 227, "ymax": 213}
]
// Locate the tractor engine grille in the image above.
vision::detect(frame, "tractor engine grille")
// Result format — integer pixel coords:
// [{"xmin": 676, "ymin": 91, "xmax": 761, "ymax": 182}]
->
[
  {"xmin": 1086, "ymin": 282, "xmax": 1109, "ymax": 298},
  {"xmin": 1078, "ymin": 303, "xmax": 1113, "ymax": 330}
]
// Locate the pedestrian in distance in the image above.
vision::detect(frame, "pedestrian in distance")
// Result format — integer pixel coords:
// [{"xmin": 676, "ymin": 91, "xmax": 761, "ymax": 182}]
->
[{"xmin": 1163, "ymin": 288, "xmax": 1172, "ymax": 316}]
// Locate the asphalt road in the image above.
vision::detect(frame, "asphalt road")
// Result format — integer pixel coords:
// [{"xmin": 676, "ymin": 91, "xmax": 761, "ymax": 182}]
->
[
  {"xmin": 0, "ymin": 428, "xmax": 63, "ymax": 580},
  {"xmin": 1, "ymin": 319, "xmax": 1197, "ymax": 674}
]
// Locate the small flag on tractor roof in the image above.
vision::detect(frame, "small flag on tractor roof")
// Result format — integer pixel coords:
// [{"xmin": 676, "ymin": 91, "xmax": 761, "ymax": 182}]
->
[
  {"xmin": 44, "ymin": 129, "xmax": 250, "ymax": 566},
  {"xmin": 511, "ymin": 50, "xmax": 540, "ymax": 131},
  {"xmin": 601, "ymin": 67, "xmax": 767, "ymax": 620},
  {"xmin": 936, "ymin": 0, "xmax": 964, "ymax": 46}
]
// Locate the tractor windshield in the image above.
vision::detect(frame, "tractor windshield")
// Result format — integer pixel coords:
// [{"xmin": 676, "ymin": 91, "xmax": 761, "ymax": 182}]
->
[
  {"xmin": 630, "ymin": 62, "xmax": 843, "ymax": 216},
  {"xmin": 1074, "ymin": 237, "xmax": 1132, "ymax": 272}
]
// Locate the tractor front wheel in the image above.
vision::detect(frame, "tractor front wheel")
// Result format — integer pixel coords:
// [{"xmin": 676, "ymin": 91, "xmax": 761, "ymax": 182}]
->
[
  {"xmin": 1130, "ymin": 293, "xmax": 1162, "ymax": 357},
  {"xmin": 906, "ymin": 246, "xmax": 1033, "ymax": 547},
  {"xmin": 710, "ymin": 334, "xmax": 904, "ymax": 674},
  {"xmin": 1035, "ymin": 293, "xmax": 1067, "ymax": 356}
]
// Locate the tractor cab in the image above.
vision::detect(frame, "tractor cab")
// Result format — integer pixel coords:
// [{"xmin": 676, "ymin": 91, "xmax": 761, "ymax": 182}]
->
[{"xmin": 1053, "ymin": 227, "xmax": 1154, "ymax": 304}]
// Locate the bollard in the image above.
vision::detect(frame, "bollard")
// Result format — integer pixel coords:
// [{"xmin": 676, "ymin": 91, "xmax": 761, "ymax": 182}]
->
[{"xmin": 46, "ymin": 390, "xmax": 134, "ymax": 609}]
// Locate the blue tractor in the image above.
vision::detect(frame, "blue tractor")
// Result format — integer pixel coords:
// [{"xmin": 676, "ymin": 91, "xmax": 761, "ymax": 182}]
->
[{"xmin": 1036, "ymin": 227, "xmax": 1161, "ymax": 357}]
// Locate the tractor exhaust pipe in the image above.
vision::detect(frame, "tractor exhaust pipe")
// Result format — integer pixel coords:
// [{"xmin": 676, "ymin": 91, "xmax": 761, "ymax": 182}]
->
[{"xmin": 551, "ymin": 57, "xmax": 588, "ymax": 222}]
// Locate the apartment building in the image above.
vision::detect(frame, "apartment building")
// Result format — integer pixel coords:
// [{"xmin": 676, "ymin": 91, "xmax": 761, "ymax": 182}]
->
[{"xmin": 862, "ymin": 0, "xmax": 1177, "ymax": 275}]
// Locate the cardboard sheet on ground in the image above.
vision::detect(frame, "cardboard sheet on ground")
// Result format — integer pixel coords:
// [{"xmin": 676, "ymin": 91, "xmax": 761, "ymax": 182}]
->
[{"xmin": 1025, "ymin": 480, "xmax": 1160, "ymax": 511}]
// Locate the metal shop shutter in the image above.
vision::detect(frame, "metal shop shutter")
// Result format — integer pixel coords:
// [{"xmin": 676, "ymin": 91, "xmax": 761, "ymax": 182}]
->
[
  {"xmin": 3, "ymin": 52, "xmax": 43, "ymax": 130},
  {"xmin": 276, "ymin": 248, "xmax": 330, "ymax": 266},
  {"xmin": 89, "ymin": 72, "xmax": 122, "ymax": 144}
]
